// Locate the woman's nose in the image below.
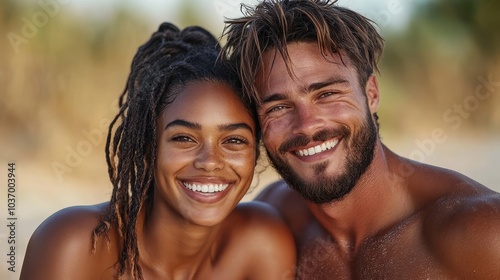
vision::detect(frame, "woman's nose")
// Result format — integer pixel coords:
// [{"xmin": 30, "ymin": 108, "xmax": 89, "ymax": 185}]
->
[{"xmin": 193, "ymin": 144, "xmax": 224, "ymax": 171}]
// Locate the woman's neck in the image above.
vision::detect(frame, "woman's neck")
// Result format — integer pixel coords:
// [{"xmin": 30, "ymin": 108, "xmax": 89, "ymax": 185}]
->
[{"xmin": 136, "ymin": 198, "xmax": 221, "ymax": 279}]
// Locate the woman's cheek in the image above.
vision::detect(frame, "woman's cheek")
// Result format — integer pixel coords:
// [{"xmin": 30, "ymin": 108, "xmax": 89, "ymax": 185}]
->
[{"xmin": 226, "ymin": 150, "xmax": 256, "ymax": 173}]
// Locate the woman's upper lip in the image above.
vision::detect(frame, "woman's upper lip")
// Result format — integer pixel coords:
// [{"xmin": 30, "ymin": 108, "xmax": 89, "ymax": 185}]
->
[
  {"xmin": 179, "ymin": 176, "xmax": 233, "ymax": 185},
  {"xmin": 179, "ymin": 176, "xmax": 235, "ymax": 198}
]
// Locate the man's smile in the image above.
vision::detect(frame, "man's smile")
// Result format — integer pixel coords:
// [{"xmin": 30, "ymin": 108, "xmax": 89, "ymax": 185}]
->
[{"xmin": 294, "ymin": 139, "xmax": 340, "ymax": 157}]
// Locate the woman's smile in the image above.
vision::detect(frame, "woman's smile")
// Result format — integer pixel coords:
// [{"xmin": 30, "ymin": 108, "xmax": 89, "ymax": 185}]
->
[{"xmin": 179, "ymin": 179, "xmax": 235, "ymax": 204}]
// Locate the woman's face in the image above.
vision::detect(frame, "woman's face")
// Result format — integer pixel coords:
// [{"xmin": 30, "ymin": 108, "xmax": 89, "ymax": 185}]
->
[{"xmin": 154, "ymin": 81, "xmax": 257, "ymax": 227}]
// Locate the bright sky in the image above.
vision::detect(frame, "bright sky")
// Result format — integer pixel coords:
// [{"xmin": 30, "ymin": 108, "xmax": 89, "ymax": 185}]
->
[{"xmin": 67, "ymin": 0, "xmax": 420, "ymax": 33}]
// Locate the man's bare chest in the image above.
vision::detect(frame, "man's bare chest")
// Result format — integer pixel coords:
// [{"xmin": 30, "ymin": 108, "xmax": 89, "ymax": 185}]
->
[{"xmin": 294, "ymin": 219, "xmax": 454, "ymax": 279}]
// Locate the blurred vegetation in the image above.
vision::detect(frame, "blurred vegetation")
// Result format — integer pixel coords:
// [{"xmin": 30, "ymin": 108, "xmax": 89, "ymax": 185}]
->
[
  {"xmin": 1, "ymin": 1, "xmax": 147, "ymax": 163},
  {"xmin": 379, "ymin": 0, "xmax": 500, "ymax": 135},
  {"xmin": 0, "ymin": 0, "xmax": 499, "ymax": 173}
]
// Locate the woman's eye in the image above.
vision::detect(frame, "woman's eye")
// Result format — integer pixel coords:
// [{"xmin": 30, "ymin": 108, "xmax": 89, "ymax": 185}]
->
[
  {"xmin": 224, "ymin": 137, "xmax": 248, "ymax": 145},
  {"xmin": 171, "ymin": 135, "xmax": 194, "ymax": 142}
]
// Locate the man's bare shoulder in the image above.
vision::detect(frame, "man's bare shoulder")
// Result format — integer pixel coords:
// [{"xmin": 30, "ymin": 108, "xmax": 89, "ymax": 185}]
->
[
  {"xmin": 423, "ymin": 191, "xmax": 500, "ymax": 278},
  {"xmin": 413, "ymin": 163, "xmax": 500, "ymax": 277},
  {"xmin": 21, "ymin": 202, "xmax": 116, "ymax": 280}
]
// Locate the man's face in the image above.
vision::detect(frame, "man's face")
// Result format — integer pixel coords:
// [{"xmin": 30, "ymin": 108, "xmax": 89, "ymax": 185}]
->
[{"xmin": 255, "ymin": 42, "xmax": 380, "ymax": 204}]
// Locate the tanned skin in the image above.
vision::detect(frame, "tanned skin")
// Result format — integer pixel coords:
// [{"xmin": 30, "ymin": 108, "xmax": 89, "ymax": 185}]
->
[
  {"xmin": 21, "ymin": 81, "xmax": 296, "ymax": 280},
  {"xmin": 21, "ymin": 201, "xmax": 295, "ymax": 279},
  {"xmin": 255, "ymin": 42, "xmax": 500, "ymax": 279}
]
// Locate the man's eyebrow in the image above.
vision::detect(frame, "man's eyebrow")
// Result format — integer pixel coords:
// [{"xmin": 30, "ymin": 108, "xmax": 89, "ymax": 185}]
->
[
  {"xmin": 165, "ymin": 119, "xmax": 201, "ymax": 130},
  {"xmin": 218, "ymin": 123, "xmax": 254, "ymax": 134},
  {"xmin": 306, "ymin": 78, "xmax": 350, "ymax": 92},
  {"xmin": 261, "ymin": 93, "xmax": 289, "ymax": 104},
  {"xmin": 261, "ymin": 78, "xmax": 350, "ymax": 104}
]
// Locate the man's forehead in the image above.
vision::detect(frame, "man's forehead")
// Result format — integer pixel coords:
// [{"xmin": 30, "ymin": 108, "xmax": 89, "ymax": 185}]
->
[
  {"xmin": 255, "ymin": 42, "xmax": 354, "ymax": 88},
  {"xmin": 256, "ymin": 43, "xmax": 353, "ymax": 86}
]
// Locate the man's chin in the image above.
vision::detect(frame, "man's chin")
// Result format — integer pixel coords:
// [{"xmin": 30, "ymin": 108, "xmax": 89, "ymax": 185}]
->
[
  {"xmin": 284, "ymin": 175, "xmax": 350, "ymax": 204},
  {"xmin": 267, "ymin": 153, "xmax": 352, "ymax": 203},
  {"xmin": 285, "ymin": 159, "xmax": 332, "ymax": 176}
]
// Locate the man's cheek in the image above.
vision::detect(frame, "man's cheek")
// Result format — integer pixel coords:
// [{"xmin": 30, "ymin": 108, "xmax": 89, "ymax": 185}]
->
[
  {"xmin": 262, "ymin": 117, "xmax": 291, "ymax": 152},
  {"xmin": 262, "ymin": 131, "xmax": 276, "ymax": 151}
]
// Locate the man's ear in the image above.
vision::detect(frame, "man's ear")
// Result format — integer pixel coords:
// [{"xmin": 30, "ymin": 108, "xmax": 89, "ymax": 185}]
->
[{"xmin": 365, "ymin": 75, "xmax": 380, "ymax": 114}]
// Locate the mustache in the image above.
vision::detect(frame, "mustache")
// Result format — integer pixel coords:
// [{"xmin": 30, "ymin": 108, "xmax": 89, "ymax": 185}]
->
[{"xmin": 278, "ymin": 127, "xmax": 350, "ymax": 154}]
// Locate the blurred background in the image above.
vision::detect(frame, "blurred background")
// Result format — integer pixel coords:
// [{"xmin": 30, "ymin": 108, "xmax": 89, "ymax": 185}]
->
[{"xmin": 0, "ymin": 0, "xmax": 499, "ymax": 278}]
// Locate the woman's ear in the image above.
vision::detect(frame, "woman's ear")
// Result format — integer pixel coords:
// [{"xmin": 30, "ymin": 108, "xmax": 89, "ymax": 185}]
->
[{"xmin": 365, "ymin": 75, "xmax": 380, "ymax": 114}]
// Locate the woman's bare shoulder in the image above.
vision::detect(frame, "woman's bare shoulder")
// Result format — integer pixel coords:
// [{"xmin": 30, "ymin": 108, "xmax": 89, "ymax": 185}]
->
[
  {"xmin": 220, "ymin": 202, "xmax": 296, "ymax": 279},
  {"xmin": 228, "ymin": 201, "xmax": 295, "ymax": 238},
  {"xmin": 20, "ymin": 202, "xmax": 118, "ymax": 280}
]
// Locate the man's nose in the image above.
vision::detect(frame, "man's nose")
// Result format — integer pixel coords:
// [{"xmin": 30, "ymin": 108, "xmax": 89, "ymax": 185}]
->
[{"xmin": 291, "ymin": 104, "xmax": 326, "ymax": 135}]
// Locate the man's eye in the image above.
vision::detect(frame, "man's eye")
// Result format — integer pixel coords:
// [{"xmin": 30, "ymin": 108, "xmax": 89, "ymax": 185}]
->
[
  {"xmin": 319, "ymin": 91, "xmax": 336, "ymax": 98},
  {"xmin": 267, "ymin": 105, "xmax": 286, "ymax": 114}
]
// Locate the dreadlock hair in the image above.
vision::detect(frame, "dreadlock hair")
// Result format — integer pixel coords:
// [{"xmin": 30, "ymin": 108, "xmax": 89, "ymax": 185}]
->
[
  {"xmin": 91, "ymin": 22, "xmax": 259, "ymax": 280},
  {"xmin": 221, "ymin": 0, "xmax": 384, "ymax": 125}
]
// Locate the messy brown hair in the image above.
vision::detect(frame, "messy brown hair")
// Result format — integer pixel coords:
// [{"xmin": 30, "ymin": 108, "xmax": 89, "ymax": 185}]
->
[{"xmin": 221, "ymin": 0, "xmax": 385, "ymax": 104}]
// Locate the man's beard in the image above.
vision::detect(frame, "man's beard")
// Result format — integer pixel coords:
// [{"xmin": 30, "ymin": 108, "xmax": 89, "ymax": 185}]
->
[{"xmin": 266, "ymin": 110, "xmax": 378, "ymax": 204}]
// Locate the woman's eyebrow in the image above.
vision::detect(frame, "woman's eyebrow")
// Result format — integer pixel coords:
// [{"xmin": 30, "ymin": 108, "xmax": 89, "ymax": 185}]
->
[
  {"xmin": 218, "ymin": 123, "xmax": 254, "ymax": 134},
  {"xmin": 165, "ymin": 119, "xmax": 201, "ymax": 130},
  {"xmin": 166, "ymin": 120, "xmax": 253, "ymax": 134}
]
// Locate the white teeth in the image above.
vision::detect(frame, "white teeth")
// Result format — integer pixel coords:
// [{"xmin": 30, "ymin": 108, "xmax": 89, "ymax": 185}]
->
[
  {"xmin": 182, "ymin": 182, "xmax": 229, "ymax": 193},
  {"xmin": 295, "ymin": 139, "xmax": 339, "ymax": 157}
]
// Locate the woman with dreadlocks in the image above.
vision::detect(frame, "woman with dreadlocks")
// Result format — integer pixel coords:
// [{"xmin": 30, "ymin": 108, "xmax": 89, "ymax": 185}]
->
[{"xmin": 20, "ymin": 23, "xmax": 296, "ymax": 280}]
